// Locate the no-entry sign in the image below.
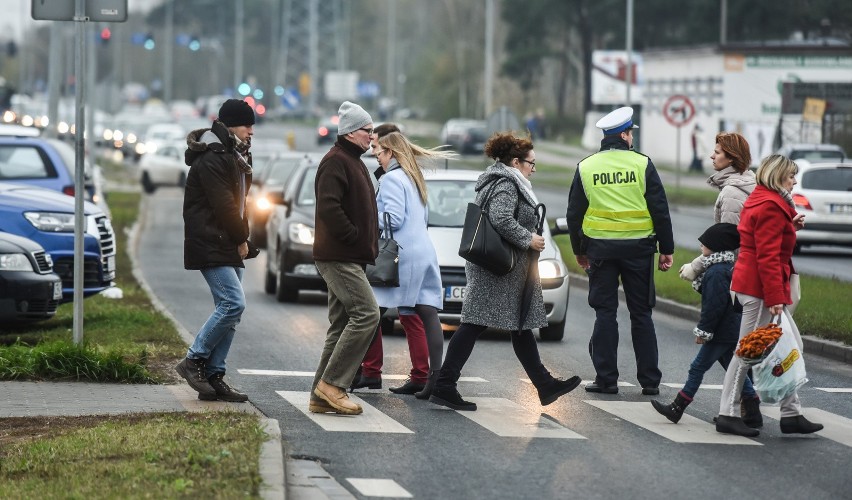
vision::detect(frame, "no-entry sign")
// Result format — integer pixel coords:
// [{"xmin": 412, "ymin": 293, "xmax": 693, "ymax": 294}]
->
[{"xmin": 663, "ymin": 94, "xmax": 695, "ymax": 127}]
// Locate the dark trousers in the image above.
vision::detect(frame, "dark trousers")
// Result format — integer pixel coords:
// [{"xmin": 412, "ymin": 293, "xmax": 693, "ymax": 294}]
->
[
  {"xmin": 587, "ymin": 254, "xmax": 662, "ymax": 388},
  {"xmin": 681, "ymin": 341, "xmax": 757, "ymax": 400},
  {"xmin": 435, "ymin": 323, "xmax": 552, "ymax": 391}
]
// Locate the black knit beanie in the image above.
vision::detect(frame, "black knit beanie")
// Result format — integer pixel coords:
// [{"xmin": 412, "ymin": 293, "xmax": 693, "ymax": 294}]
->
[
  {"xmin": 698, "ymin": 222, "xmax": 740, "ymax": 252},
  {"xmin": 217, "ymin": 99, "xmax": 255, "ymax": 127}
]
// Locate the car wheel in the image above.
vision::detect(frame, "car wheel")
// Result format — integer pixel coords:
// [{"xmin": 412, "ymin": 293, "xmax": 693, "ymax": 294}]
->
[
  {"xmin": 539, "ymin": 317, "xmax": 566, "ymax": 341},
  {"xmin": 264, "ymin": 269, "xmax": 276, "ymax": 294},
  {"xmin": 275, "ymin": 252, "xmax": 299, "ymax": 302},
  {"xmin": 141, "ymin": 172, "xmax": 156, "ymax": 194}
]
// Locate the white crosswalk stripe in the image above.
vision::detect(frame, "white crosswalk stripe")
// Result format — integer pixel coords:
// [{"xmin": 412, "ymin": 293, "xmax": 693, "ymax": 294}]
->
[
  {"xmin": 660, "ymin": 383, "xmax": 724, "ymax": 390},
  {"xmin": 814, "ymin": 388, "xmax": 852, "ymax": 393},
  {"xmin": 455, "ymin": 398, "xmax": 586, "ymax": 439},
  {"xmin": 346, "ymin": 478, "xmax": 413, "ymax": 498},
  {"xmin": 277, "ymin": 391, "xmax": 413, "ymax": 433},
  {"xmin": 761, "ymin": 407, "xmax": 852, "ymax": 447},
  {"xmin": 585, "ymin": 400, "xmax": 762, "ymax": 445}
]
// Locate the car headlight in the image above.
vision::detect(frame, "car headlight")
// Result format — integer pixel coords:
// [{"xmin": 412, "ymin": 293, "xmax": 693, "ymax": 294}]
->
[
  {"xmin": 538, "ymin": 258, "xmax": 566, "ymax": 279},
  {"xmin": 24, "ymin": 212, "xmax": 79, "ymax": 232},
  {"xmin": 288, "ymin": 222, "xmax": 315, "ymax": 245},
  {"xmin": 255, "ymin": 196, "xmax": 272, "ymax": 212},
  {"xmin": 0, "ymin": 253, "xmax": 34, "ymax": 271}
]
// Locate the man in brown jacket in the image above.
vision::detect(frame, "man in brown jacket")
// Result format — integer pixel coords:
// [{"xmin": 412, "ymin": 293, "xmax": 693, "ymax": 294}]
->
[{"xmin": 310, "ymin": 101, "xmax": 380, "ymax": 415}]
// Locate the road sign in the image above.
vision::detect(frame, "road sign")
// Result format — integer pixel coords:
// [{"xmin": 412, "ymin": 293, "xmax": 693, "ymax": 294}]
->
[
  {"xmin": 32, "ymin": 0, "xmax": 128, "ymax": 22},
  {"xmin": 663, "ymin": 94, "xmax": 695, "ymax": 127}
]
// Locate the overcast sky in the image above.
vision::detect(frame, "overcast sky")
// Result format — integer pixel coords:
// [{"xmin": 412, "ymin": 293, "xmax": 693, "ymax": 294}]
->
[{"xmin": 4, "ymin": 0, "xmax": 163, "ymax": 41}]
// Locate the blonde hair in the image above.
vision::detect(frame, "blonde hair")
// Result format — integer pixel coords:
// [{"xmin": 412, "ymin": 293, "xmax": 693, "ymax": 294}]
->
[
  {"xmin": 755, "ymin": 154, "xmax": 798, "ymax": 192},
  {"xmin": 378, "ymin": 132, "xmax": 456, "ymax": 205}
]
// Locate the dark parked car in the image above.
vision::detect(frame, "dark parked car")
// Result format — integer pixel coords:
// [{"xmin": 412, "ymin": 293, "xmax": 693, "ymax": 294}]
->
[
  {"xmin": 316, "ymin": 116, "xmax": 339, "ymax": 145},
  {"xmin": 0, "ymin": 231, "xmax": 62, "ymax": 323},
  {"xmin": 264, "ymin": 157, "xmax": 324, "ymax": 302},
  {"xmin": 0, "ymin": 183, "xmax": 116, "ymax": 301},
  {"xmin": 439, "ymin": 119, "xmax": 487, "ymax": 155},
  {"xmin": 248, "ymin": 152, "xmax": 317, "ymax": 248},
  {"xmin": 0, "ymin": 135, "xmax": 98, "ymax": 202}
]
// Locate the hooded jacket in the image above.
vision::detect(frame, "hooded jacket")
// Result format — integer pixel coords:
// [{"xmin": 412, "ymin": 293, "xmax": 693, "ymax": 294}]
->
[
  {"xmin": 731, "ymin": 185, "xmax": 798, "ymax": 307},
  {"xmin": 182, "ymin": 121, "xmax": 251, "ymax": 270},
  {"xmin": 707, "ymin": 166, "xmax": 756, "ymax": 224}
]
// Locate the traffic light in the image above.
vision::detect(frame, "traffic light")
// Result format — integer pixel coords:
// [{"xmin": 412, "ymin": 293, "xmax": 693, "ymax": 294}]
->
[
  {"xmin": 143, "ymin": 33, "xmax": 155, "ymax": 50},
  {"xmin": 100, "ymin": 27, "xmax": 111, "ymax": 45}
]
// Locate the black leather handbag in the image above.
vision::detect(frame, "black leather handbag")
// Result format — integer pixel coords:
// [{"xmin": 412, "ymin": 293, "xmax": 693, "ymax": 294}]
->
[
  {"xmin": 458, "ymin": 178, "xmax": 519, "ymax": 276},
  {"xmin": 366, "ymin": 212, "xmax": 401, "ymax": 287}
]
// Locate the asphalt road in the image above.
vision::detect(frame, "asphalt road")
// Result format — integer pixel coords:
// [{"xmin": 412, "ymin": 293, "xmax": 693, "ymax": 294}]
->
[{"xmin": 137, "ymin": 185, "xmax": 852, "ymax": 500}]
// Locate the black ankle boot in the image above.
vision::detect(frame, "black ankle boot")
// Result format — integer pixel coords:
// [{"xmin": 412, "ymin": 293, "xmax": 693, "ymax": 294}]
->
[
  {"xmin": 538, "ymin": 376, "xmax": 582, "ymax": 406},
  {"xmin": 389, "ymin": 378, "xmax": 426, "ymax": 395},
  {"xmin": 415, "ymin": 371, "xmax": 438, "ymax": 400},
  {"xmin": 716, "ymin": 415, "xmax": 760, "ymax": 437},
  {"xmin": 651, "ymin": 392, "xmax": 691, "ymax": 424},
  {"xmin": 203, "ymin": 373, "xmax": 248, "ymax": 402},
  {"xmin": 175, "ymin": 357, "xmax": 216, "ymax": 396},
  {"xmin": 429, "ymin": 386, "xmax": 477, "ymax": 411},
  {"xmin": 780, "ymin": 415, "xmax": 823, "ymax": 434},
  {"xmin": 741, "ymin": 397, "xmax": 763, "ymax": 428}
]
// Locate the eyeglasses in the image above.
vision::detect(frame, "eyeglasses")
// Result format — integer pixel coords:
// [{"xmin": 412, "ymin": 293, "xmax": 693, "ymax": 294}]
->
[
  {"xmin": 358, "ymin": 127, "xmax": 374, "ymax": 135},
  {"xmin": 520, "ymin": 159, "xmax": 536, "ymax": 167}
]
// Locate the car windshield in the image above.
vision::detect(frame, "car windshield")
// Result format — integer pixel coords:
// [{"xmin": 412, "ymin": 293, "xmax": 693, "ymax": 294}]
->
[
  {"xmin": 426, "ymin": 179, "xmax": 477, "ymax": 227},
  {"xmin": 790, "ymin": 150, "xmax": 844, "ymax": 162},
  {"xmin": 264, "ymin": 158, "xmax": 301, "ymax": 186},
  {"xmin": 802, "ymin": 167, "xmax": 852, "ymax": 191},
  {"xmin": 296, "ymin": 167, "xmax": 318, "ymax": 206}
]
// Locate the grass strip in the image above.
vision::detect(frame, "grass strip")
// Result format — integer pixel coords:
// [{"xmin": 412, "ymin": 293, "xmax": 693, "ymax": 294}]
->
[
  {"xmin": 0, "ymin": 340, "xmax": 154, "ymax": 382},
  {"xmin": 0, "ymin": 412, "xmax": 266, "ymax": 499},
  {"xmin": 553, "ymin": 236, "xmax": 852, "ymax": 345},
  {"xmin": 0, "ymin": 191, "xmax": 186, "ymax": 382}
]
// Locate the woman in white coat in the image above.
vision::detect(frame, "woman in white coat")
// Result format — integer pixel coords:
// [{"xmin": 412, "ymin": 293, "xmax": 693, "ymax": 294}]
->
[{"xmin": 370, "ymin": 131, "xmax": 453, "ymax": 398}]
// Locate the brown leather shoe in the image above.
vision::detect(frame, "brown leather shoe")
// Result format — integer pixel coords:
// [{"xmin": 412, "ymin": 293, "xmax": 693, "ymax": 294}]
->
[
  {"xmin": 315, "ymin": 380, "xmax": 363, "ymax": 415},
  {"xmin": 309, "ymin": 398, "xmax": 337, "ymax": 414}
]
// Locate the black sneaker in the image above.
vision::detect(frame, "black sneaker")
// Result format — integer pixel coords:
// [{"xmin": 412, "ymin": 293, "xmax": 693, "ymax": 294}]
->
[
  {"xmin": 389, "ymin": 378, "xmax": 426, "ymax": 395},
  {"xmin": 206, "ymin": 373, "xmax": 249, "ymax": 403},
  {"xmin": 641, "ymin": 386, "xmax": 660, "ymax": 396},
  {"xmin": 175, "ymin": 357, "xmax": 216, "ymax": 396},
  {"xmin": 538, "ymin": 376, "xmax": 582, "ymax": 406},
  {"xmin": 584, "ymin": 381, "xmax": 619, "ymax": 394},
  {"xmin": 429, "ymin": 387, "xmax": 477, "ymax": 411}
]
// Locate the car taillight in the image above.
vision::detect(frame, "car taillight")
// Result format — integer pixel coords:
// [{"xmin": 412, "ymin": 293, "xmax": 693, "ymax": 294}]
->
[
  {"xmin": 62, "ymin": 185, "xmax": 75, "ymax": 196},
  {"xmin": 318, "ymin": 127, "xmax": 328, "ymax": 136},
  {"xmin": 792, "ymin": 193, "xmax": 812, "ymax": 210}
]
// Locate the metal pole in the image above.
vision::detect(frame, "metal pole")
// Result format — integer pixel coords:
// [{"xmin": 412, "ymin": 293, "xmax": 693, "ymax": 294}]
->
[
  {"xmin": 676, "ymin": 125, "xmax": 682, "ymax": 189},
  {"xmin": 47, "ymin": 23, "xmax": 63, "ymax": 139},
  {"xmin": 720, "ymin": 0, "xmax": 727, "ymax": 45},
  {"xmin": 386, "ymin": 0, "xmax": 396, "ymax": 103},
  {"xmin": 484, "ymin": 0, "xmax": 494, "ymax": 117},
  {"xmin": 87, "ymin": 24, "xmax": 96, "ymax": 174},
  {"xmin": 73, "ymin": 0, "xmax": 88, "ymax": 345},
  {"xmin": 235, "ymin": 0, "xmax": 245, "ymax": 92},
  {"xmin": 308, "ymin": 0, "xmax": 318, "ymax": 114},
  {"xmin": 164, "ymin": 0, "xmax": 174, "ymax": 102},
  {"xmin": 625, "ymin": 0, "xmax": 633, "ymax": 105}
]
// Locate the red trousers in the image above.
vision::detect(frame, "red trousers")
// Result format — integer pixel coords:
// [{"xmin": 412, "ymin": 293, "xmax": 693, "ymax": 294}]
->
[{"xmin": 361, "ymin": 314, "xmax": 429, "ymax": 383}]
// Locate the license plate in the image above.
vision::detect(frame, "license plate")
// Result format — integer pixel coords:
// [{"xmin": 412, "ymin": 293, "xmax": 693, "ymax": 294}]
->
[
  {"xmin": 444, "ymin": 286, "xmax": 466, "ymax": 302},
  {"xmin": 105, "ymin": 255, "xmax": 116, "ymax": 272},
  {"xmin": 830, "ymin": 203, "xmax": 852, "ymax": 214},
  {"xmin": 52, "ymin": 281, "xmax": 63, "ymax": 300}
]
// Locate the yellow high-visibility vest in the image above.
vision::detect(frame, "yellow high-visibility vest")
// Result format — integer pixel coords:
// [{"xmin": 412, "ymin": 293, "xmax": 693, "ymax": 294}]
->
[{"xmin": 579, "ymin": 150, "xmax": 655, "ymax": 239}]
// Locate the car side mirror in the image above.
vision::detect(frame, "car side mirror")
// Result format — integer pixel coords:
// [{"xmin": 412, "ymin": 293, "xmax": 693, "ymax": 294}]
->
[{"xmin": 551, "ymin": 217, "xmax": 570, "ymax": 236}]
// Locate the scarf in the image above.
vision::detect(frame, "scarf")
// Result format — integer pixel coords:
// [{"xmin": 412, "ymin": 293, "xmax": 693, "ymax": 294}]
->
[
  {"xmin": 508, "ymin": 165, "xmax": 537, "ymax": 203},
  {"xmin": 779, "ymin": 188, "xmax": 795, "ymax": 209},
  {"xmin": 232, "ymin": 135, "xmax": 253, "ymax": 174},
  {"xmin": 692, "ymin": 250, "xmax": 736, "ymax": 292}
]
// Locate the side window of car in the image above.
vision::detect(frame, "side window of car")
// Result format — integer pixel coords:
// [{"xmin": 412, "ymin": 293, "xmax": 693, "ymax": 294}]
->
[{"xmin": 0, "ymin": 146, "xmax": 52, "ymax": 179}]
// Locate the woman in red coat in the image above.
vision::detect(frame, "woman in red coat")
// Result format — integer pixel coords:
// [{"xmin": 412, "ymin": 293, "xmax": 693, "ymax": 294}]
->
[{"xmin": 716, "ymin": 154, "xmax": 823, "ymax": 437}]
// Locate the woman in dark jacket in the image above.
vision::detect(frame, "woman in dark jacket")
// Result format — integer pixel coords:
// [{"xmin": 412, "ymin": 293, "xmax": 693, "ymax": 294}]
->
[
  {"xmin": 429, "ymin": 132, "xmax": 581, "ymax": 411},
  {"xmin": 716, "ymin": 154, "xmax": 822, "ymax": 437}
]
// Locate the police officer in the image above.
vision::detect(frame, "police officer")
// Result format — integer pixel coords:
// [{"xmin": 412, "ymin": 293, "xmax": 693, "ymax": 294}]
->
[{"xmin": 566, "ymin": 107, "xmax": 674, "ymax": 395}]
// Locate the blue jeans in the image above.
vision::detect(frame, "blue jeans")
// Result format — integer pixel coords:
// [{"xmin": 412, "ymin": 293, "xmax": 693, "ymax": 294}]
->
[
  {"xmin": 188, "ymin": 266, "xmax": 246, "ymax": 378},
  {"xmin": 682, "ymin": 341, "xmax": 756, "ymax": 400}
]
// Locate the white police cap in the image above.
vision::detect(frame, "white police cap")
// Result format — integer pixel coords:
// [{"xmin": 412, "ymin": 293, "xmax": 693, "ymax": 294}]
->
[{"xmin": 595, "ymin": 106, "xmax": 639, "ymax": 135}]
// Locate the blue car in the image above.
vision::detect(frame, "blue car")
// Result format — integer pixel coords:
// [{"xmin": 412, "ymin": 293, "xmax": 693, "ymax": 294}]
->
[
  {"xmin": 0, "ymin": 135, "xmax": 97, "ymax": 201},
  {"xmin": 0, "ymin": 182, "xmax": 115, "ymax": 301},
  {"xmin": 0, "ymin": 231, "xmax": 63, "ymax": 323}
]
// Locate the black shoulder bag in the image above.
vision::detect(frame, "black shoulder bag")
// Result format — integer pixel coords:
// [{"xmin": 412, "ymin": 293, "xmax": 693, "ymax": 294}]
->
[
  {"xmin": 458, "ymin": 178, "xmax": 520, "ymax": 276},
  {"xmin": 366, "ymin": 212, "xmax": 401, "ymax": 287}
]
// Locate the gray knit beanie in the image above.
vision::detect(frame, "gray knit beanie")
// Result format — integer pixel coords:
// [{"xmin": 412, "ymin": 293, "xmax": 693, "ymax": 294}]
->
[{"xmin": 336, "ymin": 101, "xmax": 372, "ymax": 135}]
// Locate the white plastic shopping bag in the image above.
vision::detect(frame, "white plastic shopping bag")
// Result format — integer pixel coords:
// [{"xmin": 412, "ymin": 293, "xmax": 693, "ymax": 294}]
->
[{"xmin": 752, "ymin": 309, "xmax": 808, "ymax": 404}]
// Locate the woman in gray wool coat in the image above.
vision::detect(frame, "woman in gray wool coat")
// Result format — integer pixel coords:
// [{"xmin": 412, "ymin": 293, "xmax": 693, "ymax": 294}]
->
[{"xmin": 429, "ymin": 132, "xmax": 581, "ymax": 411}]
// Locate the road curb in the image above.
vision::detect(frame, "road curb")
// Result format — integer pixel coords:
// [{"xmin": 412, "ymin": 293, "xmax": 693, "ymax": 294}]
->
[
  {"xmin": 568, "ymin": 272, "xmax": 852, "ymax": 365},
  {"xmin": 129, "ymin": 195, "xmax": 288, "ymax": 499}
]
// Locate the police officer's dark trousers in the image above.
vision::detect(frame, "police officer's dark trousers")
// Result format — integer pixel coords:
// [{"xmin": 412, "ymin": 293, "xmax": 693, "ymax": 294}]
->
[{"xmin": 587, "ymin": 254, "xmax": 662, "ymax": 388}]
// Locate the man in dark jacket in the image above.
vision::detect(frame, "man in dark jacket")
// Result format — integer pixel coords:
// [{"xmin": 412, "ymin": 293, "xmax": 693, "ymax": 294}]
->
[
  {"xmin": 566, "ymin": 106, "xmax": 674, "ymax": 396},
  {"xmin": 176, "ymin": 98, "xmax": 258, "ymax": 403},
  {"xmin": 309, "ymin": 101, "xmax": 380, "ymax": 415}
]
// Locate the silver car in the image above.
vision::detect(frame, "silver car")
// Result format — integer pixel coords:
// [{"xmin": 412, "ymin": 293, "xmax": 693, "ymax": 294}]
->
[{"xmin": 791, "ymin": 160, "xmax": 852, "ymax": 251}]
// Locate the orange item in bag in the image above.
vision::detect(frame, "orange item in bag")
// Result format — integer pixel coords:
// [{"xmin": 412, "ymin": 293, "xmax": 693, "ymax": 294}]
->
[{"xmin": 736, "ymin": 323, "xmax": 783, "ymax": 360}]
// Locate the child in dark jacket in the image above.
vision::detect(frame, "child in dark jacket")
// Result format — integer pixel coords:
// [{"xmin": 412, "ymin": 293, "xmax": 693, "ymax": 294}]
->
[{"xmin": 652, "ymin": 223, "xmax": 761, "ymax": 426}]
